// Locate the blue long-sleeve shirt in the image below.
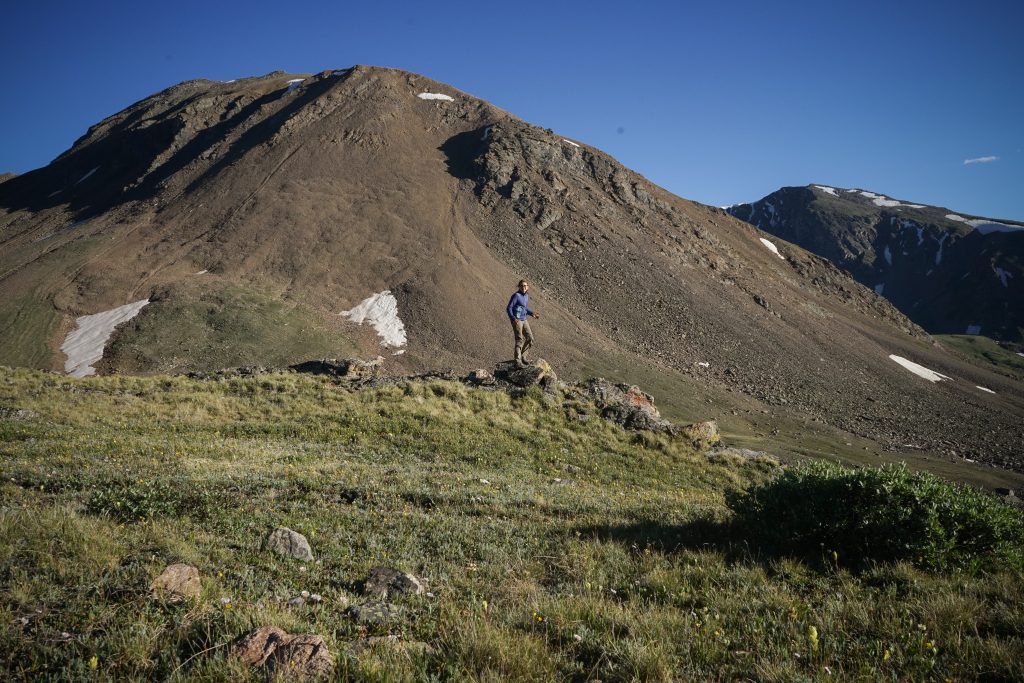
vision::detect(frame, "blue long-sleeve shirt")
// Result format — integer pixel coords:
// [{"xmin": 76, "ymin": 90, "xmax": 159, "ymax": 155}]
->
[{"xmin": 507, "ymin": 292, "xmax": 533, "ymax": 321}]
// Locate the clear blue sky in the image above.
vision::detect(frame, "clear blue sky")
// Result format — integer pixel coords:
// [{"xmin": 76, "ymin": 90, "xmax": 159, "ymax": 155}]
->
[{"xmin": 2, "ymin": 0, "xmax": 1022, "ymax": 219}]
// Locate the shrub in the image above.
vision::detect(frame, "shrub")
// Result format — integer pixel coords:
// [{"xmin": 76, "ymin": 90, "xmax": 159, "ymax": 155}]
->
[{"xmin": 727, "ymin": 462, "xmax": 1024, "ymax": 573}]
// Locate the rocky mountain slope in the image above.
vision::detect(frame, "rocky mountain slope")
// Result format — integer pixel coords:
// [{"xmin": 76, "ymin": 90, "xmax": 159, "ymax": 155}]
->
[
  {"xmin": 1, "ymin": 67, "xmax": 1022, "ymax": 469},
  {"xmin": 726, "ymin": 185, "xmax": 1024, "ymax": 342}
]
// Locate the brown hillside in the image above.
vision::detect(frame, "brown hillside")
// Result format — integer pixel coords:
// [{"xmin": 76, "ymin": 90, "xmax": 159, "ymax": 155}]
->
[{"xmin": 1, "ymin": 66, "xmax": 1021, "ymax": 470}]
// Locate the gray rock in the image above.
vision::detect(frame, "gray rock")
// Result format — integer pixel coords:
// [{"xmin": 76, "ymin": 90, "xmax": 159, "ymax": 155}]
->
[
  {"xmin": 150, "ymin": 563, "xmax": 201, "ymax": 601},
  {"xmin": 363, "ymin": 566, "xmax": 425, "ymax": 600},
  {"xmin": 466, "ymin": 369, "xmax": 496, "ymax": 386},
  {"xmin": 348, "ymin": 601, "xmax": 398, "ymax": 627},
  {"xmin": 265, "ymin": 527, "xmax": 314, "ymax": 561},
  {"xmin": 290, "ymin": 357, "xmax": 384, "ymax": 383}
]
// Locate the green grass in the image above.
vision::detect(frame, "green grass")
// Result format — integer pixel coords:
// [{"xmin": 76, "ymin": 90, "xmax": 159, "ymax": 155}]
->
[
  {"xmin": 101, "ymin": 280, "xmax": 361, "ymax": 374},
  {"xmin": 936, "ymin": 334, "xmax": 1024, "ymax": 382},
  {"xmin": 1, "ymin": 367, "xmax": 1022, "ymax": 681}
]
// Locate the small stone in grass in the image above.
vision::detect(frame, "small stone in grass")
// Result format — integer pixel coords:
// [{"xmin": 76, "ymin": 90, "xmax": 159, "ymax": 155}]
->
[{"xmin": 150, "ymin": 563, "xmax": 201, "ymax": 601}]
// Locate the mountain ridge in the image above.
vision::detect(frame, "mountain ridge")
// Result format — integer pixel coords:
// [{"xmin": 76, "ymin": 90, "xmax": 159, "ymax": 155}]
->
[
  {"xmin": 726, "ymin": 184, "xmax": 1024, "ymax": 343},
  {"xmin": 1, "ymin": 66, "xmax": 1022, "ymax": 469}
]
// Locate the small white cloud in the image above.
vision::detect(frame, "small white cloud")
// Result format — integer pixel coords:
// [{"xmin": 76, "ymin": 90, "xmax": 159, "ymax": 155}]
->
[{"xmin": 963, "ymin": 156, "xmax": 999, "ymax": 165}]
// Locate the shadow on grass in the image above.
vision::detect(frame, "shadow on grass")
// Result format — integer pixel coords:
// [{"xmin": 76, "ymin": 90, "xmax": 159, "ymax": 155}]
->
[{"xmin": 574, "ymin": 517, "xmax": 754, "ymax": 562}]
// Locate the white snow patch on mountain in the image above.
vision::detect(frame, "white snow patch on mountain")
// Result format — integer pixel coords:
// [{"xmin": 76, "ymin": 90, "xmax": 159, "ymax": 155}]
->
[
  {"xmin": 889, "ymin": 355, "xmax": 951, "ymax": 383},
  {"xmin": 76, "ymin": 166, "xmax": 100, "ymax": 184},
  {"xmin": 858, "ymin": 191, "xmax": 923, "ymax": 209},
  {"xmin": 935, "ymin": 233, "xmax": 948, "ymax": 265},
  {"xmin": 285, "ymin": 79, "xmax": 305, "ymax": 93},
  {"xmin": 975, "ymin": 386, "xmax": 996, "ymax": 394},
  {"xmin": 562, "ymin": 139, "xmax": 580, "ymax": 147},
  {"xmin": 945, "ymin": 213, "xmax": 1022, "ymax": 234},
  {"xmin": 341, "ymin": 291, "xmax": 407, "ymax": 347},
  {"xmin": 994, "ymin": 267, "xmax": 1012, "ymax": 287},
  {"xmin": 965, "ymin": 324, "xmax": 982, "ymax": 335},
  {"xmin": 813, "ymin": 185, "xmax": 838, "ymax": 196},
  {"xmin": 759, "ymin": 237, "xmax": 785, "ymax": 259},
  {"xmin": 418, "ymin": 92, "xmax": 454, "ymax": 101},
  {"xmin": 973, "ymin": 221, "xmax": 1024, "ymax": 235},
  {"xmin": 194, "ymin": 270, "xmax": 208, "ymax": 275},
  {"xmin": 884, "ymin": 246, "xmax": 893, "ymax": 265},
  {"xmin": 61, "ymin": 299, "xmax": 150, "ymax": 378},
  {"xmin": 47, "ymin": 190, "xmax": 61, "ymax": 198},
  {"xmin": 874, "ymin": 283, "xmax": 885, "ymax": 295}
]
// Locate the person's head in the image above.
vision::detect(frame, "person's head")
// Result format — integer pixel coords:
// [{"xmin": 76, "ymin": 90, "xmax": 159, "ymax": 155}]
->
[{"xmin": 518, "ymin": 279, "xmax": 529, "ymax": 293}]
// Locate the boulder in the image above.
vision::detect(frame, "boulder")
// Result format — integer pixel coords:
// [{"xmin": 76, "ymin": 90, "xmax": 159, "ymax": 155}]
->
[
  {"xmin": 290, "ymin": 357, "xmax": 384, "ymax": 383},
  {"xmin": 363, "ymin": 566, "xmax": 424, "ymax": 599},
  {"xmin": 231, "ymin": 626, "xmax": 334, "ymax": 679},
  {"xmin": 348, "ymin": 601, "xmax": 399, "ymax": 627},
  {"xmin": 265, "ymin": 527, "xmax": 314, "ymax": 561},
  {"xmin": 584, "ymin": 378, "xmax": 672, "ymax": 432},
  {"xmin": 494, "ymin": 358, "xmax": 557, "ymax": 388},
  {"xmin": 150, "ymin": 563, "xmax": 201, "ymax": 601},
  {"xmin": 466, "ymin": 368, "xmax": 496, "ymax": 386},
  {"xmin": 680, "ymin": 420, "xmax": 721, "ymax": 449}
]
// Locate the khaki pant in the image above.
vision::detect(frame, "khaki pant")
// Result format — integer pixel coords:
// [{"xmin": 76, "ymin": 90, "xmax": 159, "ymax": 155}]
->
[{"xmin": 511, "ymin": 319, "xmax": 534, "ymax": 362}]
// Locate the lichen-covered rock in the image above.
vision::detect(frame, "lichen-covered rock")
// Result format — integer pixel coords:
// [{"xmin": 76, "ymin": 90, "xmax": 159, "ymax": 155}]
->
[
  {"xmin": 363, "ymin": 566, "xmax": 424, "ymax": 600},
  {"xmin": 231, "ymin": 626, "xmax": 334, "ymax": 679},
  {"xmin": 680, "ymin": 420, "xmax": 721, "ymax": 448},
  {"xmin": 495, "ymin": 358, "xmax": 557, "ymax": 388},
  {"xmin": 265, "ymin": 527, "xmax": 314, "ymax": 561},
  {"xmin": 290, "ymin": 357, "xmax": 384, "ymax": 383},
  {"xmin": 583, "ymin": 378, "xmax": 672, "ymax": 432},
  {"xmin": 150, "ymin": 563, "xmax": 201, "ymax": 601},
  {"xmin": 348, "ymin": 601, "xmax": 399, "ymax": 627}
]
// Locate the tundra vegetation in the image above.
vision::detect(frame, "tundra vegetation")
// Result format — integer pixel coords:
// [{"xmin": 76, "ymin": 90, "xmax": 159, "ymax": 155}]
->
[{"xmin": 1, "ymin": 367, "xmax": 1022, "ymax": 681}]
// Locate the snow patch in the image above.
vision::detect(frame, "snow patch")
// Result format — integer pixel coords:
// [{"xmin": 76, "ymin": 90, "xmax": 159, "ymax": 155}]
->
[
  {"xmin": 418, "ymin": 92, "xmax": 454, "ymax": 101},
  {"xmin": 341, "ymin": 291, "xmax": 407, "ymax": 347},
  {"xmin": 61, "ymin": 299, "xmax": 150, "ymax": 378},
  {"xmin": 696, "ymin": 361, "xmax": 710, "ymax": 368},
  {"xmin": 47, "ymin": 190, "xmax": 61, "ymax": 198},
  {"xmin": 874, "ymin": 283, "xmax": 885, "ymax": 295},
  {"xmin": 935, "ymin": 232, "xmax": 949, "ymax": 265},
  {"xmin": 481, "ymin": 126, "xmax": 492, "ymax": 141},
  {"xmin": 995, "ymin": 267, "xmax": 1012, "ymax": 287},
  {"xmin": 858, "ymin": 190, "xmax": 923, "ymax": 209},
  {"xmin": 883, "ymin": 245, "xmax": 892, "ymax": 266},
  {"xmin": 758, "ymin": 237, "xmax": 785, "ymax": 259},
  {"xmin": 888, "ymin": 355, "xmax": 951, "ymax": 383},
  {"xmin": 965, "ymin": 324, "xmax": 982, "ymax": 335},
  {"xmin": 76, "ymin": 166, "xmax": 100, "ymax": 184},
  {"xmin": 562, "ymin": 139, "xmax": 580, "ymax": 148},
  {"xmin": 813, "ymin": 185, "xmax": 838, "ymax": 196},
  {"xmin": 975, "ymin": 386, "xmax": 996, "ymax": 394},
  {"xmin": 973, "ymin": 221, "xmax": 1024, "ymax": 235},
  {"xmin": 194, "ymin": 270, "xmax": 208, "ymax": 275},
  {"xmin": 945, "ymin": 213, "xmax": 1022, "ymax": 234},
  {"xmin": 285, "ymin": 78, "xmax": 304, "ymax": 94}
]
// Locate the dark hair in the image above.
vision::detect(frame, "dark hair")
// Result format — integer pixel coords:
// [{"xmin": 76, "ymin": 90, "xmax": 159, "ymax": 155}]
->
[{"xmin": 518, "ymin": 280, "xmax": 528, "ymax": 287}]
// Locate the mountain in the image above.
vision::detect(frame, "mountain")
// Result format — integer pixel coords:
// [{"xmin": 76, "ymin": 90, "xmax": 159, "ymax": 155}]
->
[
  {"xmin": 726, "ymin": 185, "xmax": 1024, "ymax": 343},
  {"xmin": 1, "ymin": 67, "xmax": 1022, "ymax": 470}
]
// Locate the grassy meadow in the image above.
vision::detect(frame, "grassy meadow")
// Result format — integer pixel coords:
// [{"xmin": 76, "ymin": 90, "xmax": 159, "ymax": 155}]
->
[{"xmin": 1, "ymin": 367, "xmax": 1022, "ymax": 681}]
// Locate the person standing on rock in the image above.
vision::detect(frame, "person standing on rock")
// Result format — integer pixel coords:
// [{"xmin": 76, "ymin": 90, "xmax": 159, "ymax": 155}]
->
[{"xmin": 507, "ymin": 279, "xmax": 539, "ymax": 367}]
